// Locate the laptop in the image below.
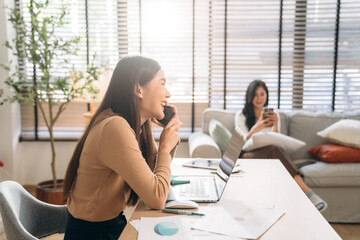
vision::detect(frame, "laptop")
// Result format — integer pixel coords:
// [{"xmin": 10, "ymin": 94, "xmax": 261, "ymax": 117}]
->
[{"xmin": 172, "ymin": 127, "xmax": 245, "ymax": 203}]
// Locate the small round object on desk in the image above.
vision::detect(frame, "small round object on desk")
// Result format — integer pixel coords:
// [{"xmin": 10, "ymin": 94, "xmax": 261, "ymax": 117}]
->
[{"xmin": 154, "ymin": 222, "xmax": 179, "ymax": 236}]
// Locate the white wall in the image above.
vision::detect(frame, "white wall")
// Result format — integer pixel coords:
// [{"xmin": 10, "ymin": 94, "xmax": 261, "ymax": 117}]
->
[
  {"xmin": 0, "ymin": 0, "xmax": 21, "ymax": 182},
  {"xmin": 18, "ymin": 140, "xmax": 189, "ymax": 185},
  {"xmin": 18, "ymin": 142, "xmax": 76, "ymax": 184}
]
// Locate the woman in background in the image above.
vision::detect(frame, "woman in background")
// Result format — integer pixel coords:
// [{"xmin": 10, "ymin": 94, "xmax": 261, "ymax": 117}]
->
[
  {"xmin": 237, "ymin": 79, "xmax": 327, "ymax": 212},
  {"xmin": 63, "ymin": 56, "xmax": 182, "ymax": 239}
]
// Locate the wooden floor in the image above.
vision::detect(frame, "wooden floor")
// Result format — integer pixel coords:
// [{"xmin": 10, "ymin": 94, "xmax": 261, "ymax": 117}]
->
[
  {"xmin": 331, "ymin": 224, "xmax": 360, "ymax": 240},
  {"xmin": 0, "ymin": 185, "xmax": 359, "ymax": 240}
]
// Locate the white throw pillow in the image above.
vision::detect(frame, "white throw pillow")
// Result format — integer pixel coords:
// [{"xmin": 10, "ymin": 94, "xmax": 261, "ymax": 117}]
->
[
  {"xmin": 243, "ymin": 132, "xmax": 306, "ymax": 155},
  {"xmin": 317, "ymin": 119, "xmax": 360, "ymax": 149}
]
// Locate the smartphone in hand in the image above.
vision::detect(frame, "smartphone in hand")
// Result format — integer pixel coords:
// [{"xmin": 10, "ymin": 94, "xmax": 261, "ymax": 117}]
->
[
  {"xmin": 263, "ymin": 107, "xmax": 274, "ymax": 127},
  {"xmin": 157, "ymin": 105, "xmax": 175, "ymax": 126}
]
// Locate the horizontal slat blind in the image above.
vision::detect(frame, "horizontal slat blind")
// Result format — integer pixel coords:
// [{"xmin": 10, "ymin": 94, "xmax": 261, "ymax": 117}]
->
[
  {"xmin": 16, "ymin": 0, "xmax": 360, "ymax": 140},
  {"xmin": 335, "ymin": 0, "xmax": 360, "ymax": 111},
  {"xmin": 302, "ymin": 0, "xmax": 337, "ymax": 110},
  {"xmin": 281, "ymin": 0, "xmax": 298, "ymax": 109},
  {"xmin": 210, "ymin": 0, "xmax": 281, "ymax": 110},
  {"xmin": 209, "ymin": 0, "xmax": 225, "ymax": 109},
  {"xmin": 124, "ymin": 0, "xmax": 209, "ymax": 133},
  {"xmin": 18, "ymin": 0, "xmax": 87, "ymax": 138},
  {"xmin": 194, "ymin": 0, "xmax": 211, "ymax": 129},
  {"xmin": 225, "ymin": 0, "xmax": 281, "ymax": 110},
  {"xmin": 117, "ymin": 0, "xmax": 130, "ymax": 58},
  {"xmin": 19, "ymin": 0, "xmax": 87, "ymax": 83},
  {"xmin": 87, "ymin": 0, "xmax": 119, "ymax": 68},
  {"xmin": 18, "ymin": 0, "xmax": 118, "ymax": 138},
  {"xmin": 21, "ymin": 102, "xmax": 91, "ymax": 129}
]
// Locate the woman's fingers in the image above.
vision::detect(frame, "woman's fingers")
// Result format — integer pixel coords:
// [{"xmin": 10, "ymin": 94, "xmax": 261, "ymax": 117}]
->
[
  {"xmin": 166, "ymin": 118, "xmax": 183, "ymax": 132},
  {"xmin": 158, "ymin": 104, "xmax": 182, "ymax": 153},
  {"xmin": 151, "ymin": 118, "xmax": 164, "ymax": 127},
  {"xmin": 259, "ymin": 111, "xmax": 264, "ymax": 121},
  {"xmin": 151, "ymin": 105, "xmax": 179, "ymax": 128},
  {"xmin": 164, "ymin": 105, "xmax": 182, "ymax": 131},
  {"xmin": 159, "ymin": 126, "xmax": 180, "ymax": 153}
]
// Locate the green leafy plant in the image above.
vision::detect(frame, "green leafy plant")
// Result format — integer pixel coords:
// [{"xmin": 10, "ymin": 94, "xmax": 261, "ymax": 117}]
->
[{"xmin": 1, "ymin": 0, "xmax": 101, "ymax": 188}]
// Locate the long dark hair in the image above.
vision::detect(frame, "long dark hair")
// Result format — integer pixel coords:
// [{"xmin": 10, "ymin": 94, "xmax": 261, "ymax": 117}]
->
[
  {"xmin": 242, "ymin": 80, "xmax": 269, "ymax": 130},
  {"xmin": 63, "ymin": 56, "xmax": 161, "ymax": 206}
]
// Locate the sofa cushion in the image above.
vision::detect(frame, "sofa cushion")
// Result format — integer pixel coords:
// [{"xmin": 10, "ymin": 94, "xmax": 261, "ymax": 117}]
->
[
  {"xmin": 317, "ymin": 119, "xmax": 360, "ymax": 149},
  {"xmin": 189, "ymin": 131, "xmax": 222, "ymax": 158},
  {"xmin": 293, "ymin": 159, "xmax": 317, "ymax": 168},
  {"xmin": 309, "ymin": 144, "xmax": 360, "ymax": 163},
  {"xmin": 288, "ymin": 110, "xmax": 360, "ymax": 160},
  {"xmin": 202, "ymin": 108, "xmax": 237, "ymax": 135},
  {"xmin": 277, "ymin": 110, "xmax": 289, "ymax": 135},
  {"xmin": 300, "ymin": 161, "xmax": 360, "ymax": 187},
  {"xmin": 243, "ymin": 132, "xmax": 305, "ymax": 155},
  {"xmin": 208, "ymin": 119, "xmax": 232, "ymax": 155}
]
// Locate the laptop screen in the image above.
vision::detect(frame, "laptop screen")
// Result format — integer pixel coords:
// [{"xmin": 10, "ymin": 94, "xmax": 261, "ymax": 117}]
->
[{"xmin": 214, "ymin": 127, "xmax": 245, "ymax": 200}]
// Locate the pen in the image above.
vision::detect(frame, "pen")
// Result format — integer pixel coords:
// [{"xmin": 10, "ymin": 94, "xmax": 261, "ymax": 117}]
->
[
  {"xmin": 162, "ymin": 209, "xmax": 205, "ymax": 217},
  {"xmin": 182, "ymin": 164, "xmax": 217, "ymax": 170}
]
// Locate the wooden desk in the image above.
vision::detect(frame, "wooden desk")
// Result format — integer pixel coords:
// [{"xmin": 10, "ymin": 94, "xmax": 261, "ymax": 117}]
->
[{"xmin": 120, "ymin": 159, "xmax": 340, "ymax": 240}]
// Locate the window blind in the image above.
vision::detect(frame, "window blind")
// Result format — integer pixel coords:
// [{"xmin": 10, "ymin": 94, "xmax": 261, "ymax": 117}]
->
[
  {"xmin": 17, "ymin": 0, "xmax": 118, "ymax": 139},
  {"xmin": 210, "ymin": 0, "xmax": 360, "ymax": 111},
  {"xmin": 16, "ymin": 0, "xmax": 360, "ymax": 140},
  {"xmin": 209, "ymin": 0, "xmax": 281, "ymax": 110},
  {"xmin": 122, "ymin": 0, "xmax": 210, "ymax": 134},
  {"xmin": 292, "ymin": 0, "xmax": 337, "ymax": 110},
  {"xmin": 335, "ymin": 0, "xmax": 360, "ymax": 111}
]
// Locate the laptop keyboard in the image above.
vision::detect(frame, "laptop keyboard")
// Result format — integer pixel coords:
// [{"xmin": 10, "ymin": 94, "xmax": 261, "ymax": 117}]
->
[{"xmin": 180, "ymin": 178, "xmax": 210, "ymax": 197}]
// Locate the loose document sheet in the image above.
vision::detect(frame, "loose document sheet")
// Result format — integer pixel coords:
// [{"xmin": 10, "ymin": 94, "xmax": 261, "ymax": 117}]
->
[
  {"xmin": 130, "ymin": 200, "xmax": 284, "ymax": 239},
  {"xmin": 192, "ymin": 200, "xmax": 285, "ymax": 239},
  {"xmin": 131, "ymin": 215, "xmax": 245, "ymax": 240},
  {"xmin": 133, "ymin": 216, "xmax": 191, "ymax": 240}
]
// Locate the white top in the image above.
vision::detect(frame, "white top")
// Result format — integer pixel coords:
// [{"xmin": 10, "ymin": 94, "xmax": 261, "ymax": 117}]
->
[{"xmin": 235, "ymin": 110, "xmax": 280, "ymax": 135}]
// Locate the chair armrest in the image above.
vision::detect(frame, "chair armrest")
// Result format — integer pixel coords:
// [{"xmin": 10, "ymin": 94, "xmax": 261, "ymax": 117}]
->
[{"xmin": 188, "ymin": 131, "xmax": 221, "ymax": 158}]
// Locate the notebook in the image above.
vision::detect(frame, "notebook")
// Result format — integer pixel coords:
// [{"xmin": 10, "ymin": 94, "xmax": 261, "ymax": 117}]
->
[{"xmin": 172, "ymin": 127, "xmax": 245, "ymax": 202}]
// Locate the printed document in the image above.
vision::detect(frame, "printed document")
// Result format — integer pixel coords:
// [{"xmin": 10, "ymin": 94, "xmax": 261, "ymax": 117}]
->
[{"xmin": 191, "ymin": 201, "xmax": 285, "ymax": 239}]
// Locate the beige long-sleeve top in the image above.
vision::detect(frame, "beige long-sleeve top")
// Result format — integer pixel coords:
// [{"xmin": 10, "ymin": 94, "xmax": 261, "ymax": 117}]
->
[{"xmin": 67, "ymin": 110, "xmax": 172, "ymax": 222}]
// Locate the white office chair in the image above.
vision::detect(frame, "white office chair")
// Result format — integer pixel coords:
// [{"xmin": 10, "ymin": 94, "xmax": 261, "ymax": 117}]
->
[{"xmin": 0, "ymin": 180, "xmax": 68, "ymax": 240}]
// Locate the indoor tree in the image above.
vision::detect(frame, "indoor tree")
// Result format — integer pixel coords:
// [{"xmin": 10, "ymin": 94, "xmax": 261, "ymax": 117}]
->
[{"xmin": 1, "ymin": 0, "xmax": 100, "ymax": 188}]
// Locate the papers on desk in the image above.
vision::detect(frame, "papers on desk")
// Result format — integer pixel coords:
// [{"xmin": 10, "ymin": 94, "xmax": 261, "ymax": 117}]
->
[
  {"xmin": 172, "ymin": 159, "xmax": 243, "ymax": 177},
  {"xmin": 131, "ymin": 216, "xmax": 191, "ymax": 240},
  {"xmin": 130, "ymin": 200, "xmax": 285, "ymax": 240},
  {"xmin": 192, "ymin": 201, "xmax": 285, "ymax": 239},
  {"xmin": 131, "ymin": 215, "xmax": 243, "ymax": 240}
]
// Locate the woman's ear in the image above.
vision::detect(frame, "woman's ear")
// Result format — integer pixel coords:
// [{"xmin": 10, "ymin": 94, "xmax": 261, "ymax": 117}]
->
[{"xmin": 134, "ymin": 84, "xmax": 144, "ymax": 99}]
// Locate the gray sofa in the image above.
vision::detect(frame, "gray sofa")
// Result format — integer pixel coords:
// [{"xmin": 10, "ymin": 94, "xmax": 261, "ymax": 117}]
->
[{"xmin": 189, "ymin": 108, "xmax": 360, "ymax": 223}]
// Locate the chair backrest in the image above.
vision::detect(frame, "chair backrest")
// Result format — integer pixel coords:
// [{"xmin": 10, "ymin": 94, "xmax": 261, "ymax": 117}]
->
[{"xmin": 0, "ymin": 181, "xmax": 68, "ymax": 240}]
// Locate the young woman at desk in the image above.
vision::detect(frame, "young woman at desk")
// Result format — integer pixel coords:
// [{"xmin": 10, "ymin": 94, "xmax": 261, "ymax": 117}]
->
[
  {"xmin": 63, "ymin": 56, "xmax": 182, "ymax": 239},
  {"xmin": 237, "ymin": 80, "xmax": 327, "ymax": 212}
]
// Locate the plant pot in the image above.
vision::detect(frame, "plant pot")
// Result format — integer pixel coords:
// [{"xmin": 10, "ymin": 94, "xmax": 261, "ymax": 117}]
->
[{"xmin": 35, "ymin": 179, "xmax": 66, "ymax": 205}]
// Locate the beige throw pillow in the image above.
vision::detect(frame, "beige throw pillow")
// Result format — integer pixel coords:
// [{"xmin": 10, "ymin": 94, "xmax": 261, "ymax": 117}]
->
[
  {"xmin": 243, "ymin": 131, "xmax": 306, "ymax": 155},
  {"xmin": 317, "ymin": 119, "xmax": 360, "ymax": 149}
]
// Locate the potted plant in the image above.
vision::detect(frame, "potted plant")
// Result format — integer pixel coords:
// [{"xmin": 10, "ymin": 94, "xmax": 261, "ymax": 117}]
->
[{"xmin": 0, "ymin": 0, "xmax": 100, "ymax": 204}]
